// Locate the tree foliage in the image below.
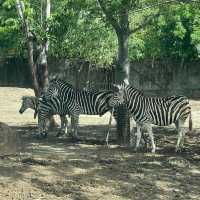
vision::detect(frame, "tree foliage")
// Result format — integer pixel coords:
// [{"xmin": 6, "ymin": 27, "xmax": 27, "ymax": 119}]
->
[
  {"xmin": 1, "ymin": 0, "xmax": 200, "ymax": 63},
  {"xmin": 49, "ymin": 0, "xmax": 117, "ymax": 65},
  {"xmin": 143, "ymin": 2, "xmax": 200, "ymax": 61},
  {"xmin": 0, "ymin": 0, "xmax": 22, "ymax": 56}
]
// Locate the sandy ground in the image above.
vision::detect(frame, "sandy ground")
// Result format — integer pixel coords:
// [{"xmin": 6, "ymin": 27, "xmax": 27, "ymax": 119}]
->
[{"xmin": 0, "ymin": 87, "xmax": 200, "ymax": 200}]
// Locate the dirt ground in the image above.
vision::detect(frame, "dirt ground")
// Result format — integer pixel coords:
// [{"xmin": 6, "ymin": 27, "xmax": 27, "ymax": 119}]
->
[{"xmin": 0, "ymin": 87, "xmax": 200, "ymax": 200}]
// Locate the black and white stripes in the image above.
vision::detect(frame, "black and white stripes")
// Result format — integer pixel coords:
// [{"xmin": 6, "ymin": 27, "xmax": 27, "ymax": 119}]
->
[
  {"xmin": 19, "ymin": 95, "xmax": 69, "ymax": 137},
  {"xmin": 38, "ymin": 79, "xmax": 123, "ymax": 137},
  {"xmin": 114, "ymin": 83, "xmax": 192, "ymax": 152}
]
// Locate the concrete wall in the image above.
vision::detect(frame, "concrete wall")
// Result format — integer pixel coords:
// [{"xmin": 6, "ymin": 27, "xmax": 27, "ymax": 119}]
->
[
  {"xmin": 0, "ymin": 57, "xmax": 200, "ymax": 97},
  {"xmin": 130, "ymin": 59, "xmax": 200, "ymax": 96}
]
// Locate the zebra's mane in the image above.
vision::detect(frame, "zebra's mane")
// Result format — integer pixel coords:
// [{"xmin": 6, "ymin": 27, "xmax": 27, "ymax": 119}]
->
[
  {"xmin": 126, "ymin": 84, "xmax": 144, "ymax": 96},
  {"xmin": 50, "ymin": 79, "xmax": 74, "ymax": 88},
  {"xmin": 127, "ymin": 85, "xmax": 187, "ymax": 105},
  {"xmin": 51, "ymin": 78, "xmax": 113, "ymax": 96}
]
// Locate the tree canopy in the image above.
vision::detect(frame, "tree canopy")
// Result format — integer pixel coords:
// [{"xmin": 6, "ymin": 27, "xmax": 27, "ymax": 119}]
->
[{"xmin": 1, "ymin": 0, "xmax": 200, "ymax": 63}]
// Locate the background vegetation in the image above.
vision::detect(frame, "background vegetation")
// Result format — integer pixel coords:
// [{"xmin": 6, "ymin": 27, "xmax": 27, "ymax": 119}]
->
[{"xmin": 1, "ymin": 0, "xmax": 200, "ymax": 65}]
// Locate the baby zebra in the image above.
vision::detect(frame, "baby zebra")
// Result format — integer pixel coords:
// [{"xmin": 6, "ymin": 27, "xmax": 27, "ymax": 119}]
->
[
  {"xmin": 113, "ymin": 83, "xmax": 192, "ymax": 153},
  {"xmin": 19, "ymin": 96, "xmax": 69, "ymax": 137}
]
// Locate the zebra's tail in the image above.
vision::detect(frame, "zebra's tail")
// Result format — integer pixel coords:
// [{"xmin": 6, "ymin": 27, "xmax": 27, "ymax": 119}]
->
[{"xmin": 189, "ymin": 110, "xmax": 192, "ymax": 131}]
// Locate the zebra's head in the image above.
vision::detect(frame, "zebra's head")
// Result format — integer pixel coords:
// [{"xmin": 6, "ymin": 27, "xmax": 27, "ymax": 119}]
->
[
  {"xmin": 108, "ymin": 84, "xmax": 125, "ymax": 107},
  {"xmin": 19, "ymin": 96, "xmax": 38, "ymax": 118},
  {"xmin": 19, "ymin": 96, "xmax": 36, "ymax": 113},
  {"xmin": 44, "ymin": 79, "xmax": 60, "ymax": 100}
]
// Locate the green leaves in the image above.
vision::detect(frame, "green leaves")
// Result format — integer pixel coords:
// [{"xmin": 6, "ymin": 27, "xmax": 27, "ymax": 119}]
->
[
  {"xmin": 1, "ymin": 0, "xmax": 200, "ymax": 64},
  {"xmin": 49, "ymin": 0, "xmax": 117, "ymax": 65},
  {"xmin": 0, "ymin": 0, "xmax": 22, "ymax": 56},
  {"xmin": 142, "ymin": 2, "xmax": 200, "ymax": 61}
]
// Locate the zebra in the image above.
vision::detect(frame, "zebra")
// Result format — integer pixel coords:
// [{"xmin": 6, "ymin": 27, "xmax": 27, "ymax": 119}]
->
[
  {"xmin": 38, "ymin": 79, "xmax": 124, "ymax": 138},
  {"xmin": 19, "ymin": 95, "xmax": 70, "ymax": 137},
  {"xmin": 19, "ymin": 96, "xmax": 38, "ymax": 119},
  {"xmin": 113, "ymin": 83, "xmax": 192, "ymax": 153}
]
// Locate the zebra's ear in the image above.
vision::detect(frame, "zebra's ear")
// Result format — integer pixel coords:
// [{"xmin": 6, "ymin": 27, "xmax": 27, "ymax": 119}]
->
[
  {"xmin": 112, "ymin": 84, "xmax": 122, "ymax": 92},
  {"xmin": 123, "ymin": 80, "xmax": 129, "ymax": 86}
]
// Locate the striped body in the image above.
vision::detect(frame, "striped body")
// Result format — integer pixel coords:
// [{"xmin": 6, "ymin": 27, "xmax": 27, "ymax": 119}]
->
[
  {"xmin": 39, "ymin": 79, "xmax": 123, "ymax": 137},
  {"xmin": 19, "ymin": 95, "xmax": 69, "ymax": 137},
  {"xmin": 45, "ymin": 79, "xmax": 120, "ymax": 115},
  {"xmin": 125, "ymin": 87, "xmax": 191, "ymax": 126},
  {"xmin": 115, "ymin": 83, "xmax": 192, "ymax": 152}
]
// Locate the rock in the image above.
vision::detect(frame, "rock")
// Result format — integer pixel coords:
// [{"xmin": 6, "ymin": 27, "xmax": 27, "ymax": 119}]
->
[{"xmin": 0, "ymin": 122, "xmax": 19, "ymax": 156}]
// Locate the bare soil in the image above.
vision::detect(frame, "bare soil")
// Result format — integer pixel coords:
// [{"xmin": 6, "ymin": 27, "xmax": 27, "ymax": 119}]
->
[{"xmin": 0, "ymin": 87, "xmax": 200, "ymax": 200}]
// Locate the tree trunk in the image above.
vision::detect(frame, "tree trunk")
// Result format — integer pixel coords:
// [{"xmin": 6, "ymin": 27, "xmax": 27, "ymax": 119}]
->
[
  {"xmin": 16, "ymin": 0, "xmax": 57, "ymax": 127},
  {"xmin": 86, "ymin": 63, "xmax": 91, "ymax": 89},
  {"xmin": 37, "ymin": 0, "xmax": 50, "ymax": 93},
  {"xmin": 115, "ymin": 31, "xmax": 130, "ymax": 145},
  {"xmin": 116, "ymin": 32, "xmax": 130, "ymax": 84},
  {"xmin": 75, "ymin": 60, "xmax": 80, "ymax": 89},
  {"xmin": 27, "ymin": 38, "xmax": 40, "ymax": 96},
  {"xmin": 16, "ymin": 0, "xmax": 40, "ymax": 96},
  {"xmin": 36, "ymin": 45, "xmax": 49, "ymax": 93}
]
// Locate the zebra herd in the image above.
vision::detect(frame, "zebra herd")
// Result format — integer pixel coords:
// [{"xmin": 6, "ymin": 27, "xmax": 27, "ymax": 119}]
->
[{"xmin": 19, "ymin": 78, "xmax": 192, "ymax": 153}]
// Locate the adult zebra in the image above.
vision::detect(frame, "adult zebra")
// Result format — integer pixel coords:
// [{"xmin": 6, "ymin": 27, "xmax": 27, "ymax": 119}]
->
[
  {"xmin": 114, "ymin": 83, "xmax": 192, "ymax": 153},
  {"xmin": 38, "ymin": 79, "xmax": 123, "ymax": 138}
]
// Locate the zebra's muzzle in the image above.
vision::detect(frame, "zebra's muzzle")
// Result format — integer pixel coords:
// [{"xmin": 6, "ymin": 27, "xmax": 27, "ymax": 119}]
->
[{"xmin": 19, "ymin": 109, "xmax": 24, "ymax": 114}]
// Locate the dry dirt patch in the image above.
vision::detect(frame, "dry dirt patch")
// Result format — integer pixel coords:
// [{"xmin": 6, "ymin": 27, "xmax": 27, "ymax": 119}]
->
[
  {"xmin": 0, "ymin": 122, "xmax": 20, "ymax": 156},
  {"xmin": 0, "ymin": 87, "xmax": 200, "ymax": 200}
]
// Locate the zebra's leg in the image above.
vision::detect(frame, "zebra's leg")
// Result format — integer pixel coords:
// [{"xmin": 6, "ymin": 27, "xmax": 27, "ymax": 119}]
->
[
  {"xmin": 63, "ymin": 115, "xmax": 69, "ymax": 134},
  {"xmin": 146, "ymin": 124, "xmax": 156, "ymax": 153},
  {"xmin": 130, "ymin": 121, "xmax": 135, "ymax": 148},
  {"xmin": 68, "ymin": 114, "xmax": 71, "ymax": 133},
  {"xmin": 130, "ymin": 118, "xmax": 137, "ymax": 147},
  {"xmin": 56, "ymin": 115, "xmax": 68, "ymax": 137},
  {"xmin": 38, "ymin": 121, "xmax": 43, "ymax": 138},
  {"xmin": 71, "ymin": 114, "xmax": 80, "ymax": 139},
  {"xmin": 43, "ymin": 118, "xmax": 49, "ymax": 138},
  {"xmin": 180, "ymin": 130, "xmax": 186, "ymax": 148},
  {"xmin": 38, "ymin": 118, "xmax": 48, "ymax": 138},
  {"xmin": 175, "ymin": 120, "xmax": 185, "ymax": 152},
  {"xmin": 134, "ymin": 123, "xmax": 142, "ymax": 151}
]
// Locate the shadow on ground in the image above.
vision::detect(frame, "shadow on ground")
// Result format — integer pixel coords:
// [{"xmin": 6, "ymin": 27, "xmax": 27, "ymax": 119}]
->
[{"xmin": 0, "ymin": 124, "xmax": 200, "ymax": 200}]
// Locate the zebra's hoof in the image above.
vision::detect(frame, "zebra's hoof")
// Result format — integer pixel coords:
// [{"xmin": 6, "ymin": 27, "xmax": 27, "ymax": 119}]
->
[
  {"xmin": 151, "ymin": 149, "xmax": 156, "ymax": 153},
  {"xmin": 35, "ymin": 134, "xmax": 41, "ymax": 139},
  {"xmin": 70, "ymin": 136, "xmax": 81, "ymax": 142},
  {"xmin": 40, "ymin": 132, "xmax": 48, "ymax": 138},
  {"xmin": 133, "ymin": 147, "xmax": 139, "ymax": 152},
  {"xmin": 56, "ymin": 132, "xmax": 64, "ymax": 137},
  {"xmin": 175, "ymin": 147, "xmax": 182, "ymax": 153}
]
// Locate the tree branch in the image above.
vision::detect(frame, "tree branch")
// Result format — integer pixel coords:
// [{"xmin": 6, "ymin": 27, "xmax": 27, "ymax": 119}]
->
[
  {"xmin": 129, "ymin": 13, "xmax": 160, "ymax": 35},
  {"xmin": 97, "ymin": 0, "xmax": 121, "ymax": 33},
  {"xmin": 16, "ymin": 0, "xmax": 40, "ymax": 96},
  {"xmin": 128, "ymin": 0, "xmax": 200, "ymax": 35}
]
